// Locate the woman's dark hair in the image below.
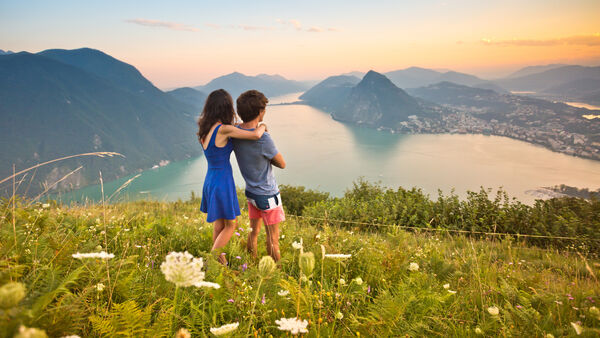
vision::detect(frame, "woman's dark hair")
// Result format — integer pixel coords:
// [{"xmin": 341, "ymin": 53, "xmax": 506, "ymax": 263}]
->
[{"xmin": 197, "ymin": 89, "xmax": 236, "ymax": 143}]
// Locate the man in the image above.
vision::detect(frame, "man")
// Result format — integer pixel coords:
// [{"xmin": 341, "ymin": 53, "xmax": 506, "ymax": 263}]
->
[{"xmin": 232, "ymin": 90, "xmax": 286, "ymax": 262}]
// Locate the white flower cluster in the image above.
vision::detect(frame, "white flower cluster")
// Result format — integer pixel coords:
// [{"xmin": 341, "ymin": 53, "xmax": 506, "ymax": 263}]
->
[
  {"xmin": 292, "ymin": 238, "xmax": 303, "ymax": 251},
  {"xmin": 487, "ymin": 306, "xmax": 499, "ymax": 316},
  {"xmin": 275, "ymin": 317, "xmax": 309, "ymax": 335},
  {"xmin": 72, "ymin": 251, "xmax": 114, "ymax": 260},
  {"xmin": 408, "ymin": 262, "xmax": 419, "ymax": 271},
  {"xmin": 160, "ymin": 251, "xmax": 205, "ymax": 287},
  {"xmin": 324, "ymin": 254, "xmax": 351, "ymax": 260},
  {"xmin": 210, "ymin": 322, "xmax": 239, "ymax": 336},
  {"xmin": 195, "ymin": 281, "xmax": 221, "ymax": 289}
]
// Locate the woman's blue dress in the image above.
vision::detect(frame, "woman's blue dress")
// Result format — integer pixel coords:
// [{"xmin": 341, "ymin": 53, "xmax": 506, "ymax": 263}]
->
[{"xmin": 200, "ymin": 124, "xmax": 241, "ymax": 222}]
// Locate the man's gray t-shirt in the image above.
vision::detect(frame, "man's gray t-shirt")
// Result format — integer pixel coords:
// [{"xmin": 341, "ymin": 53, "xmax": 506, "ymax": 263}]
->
[{"xmin": 232, "ymin": 128, "xmax": 279, "ymax": 195}]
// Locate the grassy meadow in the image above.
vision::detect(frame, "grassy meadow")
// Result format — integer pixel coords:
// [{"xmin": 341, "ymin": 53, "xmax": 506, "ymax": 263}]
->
[{"xmin": 1, "ymin": 185, "xmax": 599, "ymax": 337}]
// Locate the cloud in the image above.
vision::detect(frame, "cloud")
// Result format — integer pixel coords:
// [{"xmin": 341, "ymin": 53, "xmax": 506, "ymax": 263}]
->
[
  {"xmin": 236, "ymin": 25, "xmax": 274, "ymax": 31},
  {"xmin": 205, "ymin": 23, "xmax": 220, "ymax": 29},
  {"xmin": 277, "ymin": 18, "xmax": 302, "ymax": 31},
  {"xmin": 481, "ymin": 34, "xmax": 600, "ymax": 47},
  {"xmin": 126, "ymin": 18, "xmax": 199, "ymax": 32},
  {"xmin": 307, "ymin": 26, "xmax": 324, "ymax": 33}
]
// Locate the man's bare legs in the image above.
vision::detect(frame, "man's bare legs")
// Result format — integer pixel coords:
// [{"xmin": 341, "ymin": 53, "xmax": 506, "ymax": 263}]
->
[
  {"xmin": 264, "ymin": 222, "xmax": 281, "ymax": 262},
  {"xmin": 246, "ymin": 217, "xmax": 281, "ymax": 262},
  {"xmin": 246, "ymin": 218, "xmax": 262, "ymax": 259},
  {"xmin": 212, "ymin": 218, "xmax": 237, "ymax": 265}
]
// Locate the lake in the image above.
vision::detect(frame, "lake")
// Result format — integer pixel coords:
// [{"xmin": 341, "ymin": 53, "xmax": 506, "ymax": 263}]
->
[{"xmin": 56, "ymin": 93, "xmax": 600, "ymax": 205}]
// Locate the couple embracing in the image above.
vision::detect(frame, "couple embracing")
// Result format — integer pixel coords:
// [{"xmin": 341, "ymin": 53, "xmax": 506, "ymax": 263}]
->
[{"xmin": 197, "ymin": 89, "xmax": 286, "ymax": 266}]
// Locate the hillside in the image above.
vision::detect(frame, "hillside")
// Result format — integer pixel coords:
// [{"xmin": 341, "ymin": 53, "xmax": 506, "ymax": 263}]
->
[
  {"xmin": 167, "ymin": 87, "xmax": 208, "ymax": 112},
  {"xmin": 383, "ymin": 67, "xmax": 504, "ymax": 92},
  {"xmin": 1, "ymin": 181, "xmax": 599, "ymax": 337},
  {"xmin": 496, "ymin": 65, "xmax": 600, "ymax": 93},
  {"xmin": 0, "ymin": 49, "xmax": 200, "ymax": 196},
  {"xmin": 196, "ymin": 72, "xmax": 309, "ymax": 100},
  {"xmin": 298, "ymin": 75, "xmax": 361, "ymax": 112},
  {"xmin": 335, "ymin": 70, "xmax": 426, "ymax": 127}
]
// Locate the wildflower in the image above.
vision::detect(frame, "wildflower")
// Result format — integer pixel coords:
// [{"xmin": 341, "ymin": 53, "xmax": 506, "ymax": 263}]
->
[
  {"xmin": 590, "ymin": 306, "xmax": 599, "ymax": 319},
  {"xmin": 195, "ymin": 281, "xmax": 221, "ymax": 289},
  {"xmin": 72, "ymin": 251, "xmax": 114, "ymax": 260},
  {"xmin": 61, "ymin": 336, "xmax": 81, "ymax": 338},
  {"xmin": 259, "ymin": 256, "xmax": 276, "ymax": 277},
  {"xmin": 545, "ymin": 334, "xmax": 555, "ymax": 338},
  {"xmin": 42, "ymin": 203, "xmax": 50, "ymax": 208},
  {"xmin": 235, "ymin": 232, "xmax": 240, "ymax": 236},
  {"xmin": 324, "ymin": 254, "xmax": 351, "ymax": 259},
  {"xmin": 227, "ymin": 299, "xmax": 234, "ymax": 303},
  {"xmin": 315, "ymin": 233, "xmax": 321, "ymax": 239},
  {"xmin": 339, "ymin": 278, "xmax": 346, "ymax": 285},
  {"xmin": 278, "ymin": 290, "xmax": 290, "ymax": 296},
  {"xmin": 353, "ymin": 277, "xmax": 363, "ymax": 285},
  {"xmin": 15, "ymin": 325, "xmax": 48, "ymax": 338},
  {"xmin": 242, "ymin": 263, "xmax": 248, "ymax": 272},
  {"xmin": 292, "ymin": 239, "xmax": 303, "ymax": 251},
  {"xmin": 235, "ymin": 256, "xmax": 241, "ymax": 260},
  {"xmin": 275, "ymin": 317, "xmax": 309, "ymax": 335},
  {"xmin": 175, "ymin": 328, "xmax": 191, "ymax": 338},
  {"xmin": 487, "ymin": 306, "xmax": 500, "ymax": 316},
  {"xmin": 408, "ymin": 262, "xmax": 419, "ymax": 271},
  {"xmin": 0, "ymin": 282, "xmax": 26, "ymax": 309},
  {"xmin": 96, "ymin": 283, "xmax": 105, "ymax": 292},
  {"xmin": 516, "ymin": 305, "xmax": 523, "ymax": 309},
  {"xmin": 160, "ymin": 251, "xmax": 205, "ymax": 287},
  {"xmin": 367, "ymin": 285, "xmax": 371, "ymax": 293},
  {"xmin": 262, "ymin": 294, "xmax": 266, "ymax": 304},
  {"xmin": 555, "ymin": 300, "xmax": 563, "ymax": 305},
  {"xmin": 210, "ymin": 322, "xmax": 239, "ymax": 336},
  {"xmin": 443, "ymin": 283, "xmax": 450, "ymax": 289},
  {"xmin": 335, "ymin": 312, "xmax": 343, "ymax": 320},
  {"xmin": 474, "ymin": 327, "xmax": 483, "ymax": 335},
  {"xmin": 448, "ymin": 290, "xmax": 457, "ymax": 294},
  {"xmin": 299, "ymin": 252, "xmax": 315, "ymax": 276},
  {"xmin": 571, "ymin": 322, "xmax": 583, "ymax": 335}
]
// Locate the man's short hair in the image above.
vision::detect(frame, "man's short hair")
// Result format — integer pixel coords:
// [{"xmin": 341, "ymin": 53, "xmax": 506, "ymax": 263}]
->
[{"xmin": 237, "ymin": 90, "xmax": 268, "ymax": 122}]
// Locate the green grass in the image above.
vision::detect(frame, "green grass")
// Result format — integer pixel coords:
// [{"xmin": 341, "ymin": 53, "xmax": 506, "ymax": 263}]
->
[{"xmin": 1, "ymin": 197, "xmax": 599, "ymax": 337}]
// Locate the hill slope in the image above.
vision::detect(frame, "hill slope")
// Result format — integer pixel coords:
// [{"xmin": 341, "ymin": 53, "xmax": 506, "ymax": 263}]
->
[
  {"xmin": 196, "ymin": 72, "xmax": 309, "ymax": 100},
  {"xmin": 0, "ymin": 49, "xmax": 200, "ymax": 195}
]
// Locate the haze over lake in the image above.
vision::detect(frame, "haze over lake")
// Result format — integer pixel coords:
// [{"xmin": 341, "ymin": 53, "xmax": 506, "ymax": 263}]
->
[{"xmin": 57, "ymin": 93, "xmax": 600, "ymax": 205}]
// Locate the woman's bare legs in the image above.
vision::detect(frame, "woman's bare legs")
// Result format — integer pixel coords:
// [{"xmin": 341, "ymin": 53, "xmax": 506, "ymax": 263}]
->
[{"xmin": 212, "ymin": 218, "xmax": 237, "ymax": 265}]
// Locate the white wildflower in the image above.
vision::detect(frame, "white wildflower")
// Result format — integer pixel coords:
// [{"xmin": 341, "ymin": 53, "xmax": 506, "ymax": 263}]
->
[
  {"xmin": 408, "ymin": 262, "xmax": 419, "ymax": 271},
  {"xmin": 315, "ymin": 233, "xmax": 321, "ymax": 239},
  {"xmin": 16, "ymin": 325, "xmax": 47, "ymax": 338},
  {"xmin": 353, "ymin": 277, "xmax": 363, "ymax": 285},
  {"xmin": 448, "ymin": 290, "xmax": 457, "ymax": 294},
  {"xmin": 571, "ymin": 322, "xmax": 583, "ymax": 335},
  {"xmin": 278, "ymin": 290, "xmax": 290, "ymax": 296},
  {"xmin": 443, "ymin": 283, "xmax": 450, "ymax": 289},
  {"xmin": 335, "ymin": 312, "xmax": 343, "ymax": 320},
  {"xmin": 160, "ymin": 251, "xmax": 205, "ymax": 287},
  {"xmin": 475, "ymin": 327, "xmax": 483, "ymax": 335},
  {"xmin": 72, "ymin": 251, "xmax": 114, "ymax": 260},
  {"xmin": 292, "ymin": 239, "xmax": 303, "ymax": 251},
  {"xmin": 487, "ymin": 306, "xmax": 500, "ymax": 316},
  {"xmin": 275, "ymin": 317, "xmax": 309, "ymax": 335},
  {"xmin": 95, "ymin": 283, "xmax": 105, "ymax": 292},
  {"xmin": 210, "ymin": 322, "xmax": 239, "ymax": 336},
  {"xmin": 339, "ymin": 278, "xmax": 346, "ymax": 285},
  {"xmin": 195, "ymin": 281, "xmax": 221, "ymax": 289},
  {"xmin": 324, "ymin": 254, "xmax": 351, "ymax": 260},
  {"xmin": 42, "ymin": 203, "xmax": 50, "ymax": 209}
]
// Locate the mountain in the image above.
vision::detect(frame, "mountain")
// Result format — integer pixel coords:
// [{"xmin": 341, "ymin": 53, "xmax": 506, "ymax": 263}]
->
[
  {"xmin": 0, "ymin": 49, "xmax": 200, "ymax": 195},
  {"xmin": 383, "ymin": 67, "xmax": 504, "ymax": 92},
  {"xmin": 506, "ymin": 64, "xmax": 569, "ymax": 78},
  {"xmin": 496, "ymin": 65, "xmax": 600, "ymax": 92},
  {"xmin": 341, "ymin": 71, "xmax": 365, "ymax": 78},
  {"xmin": 334, "ymin": 70, "xmax": 428, "ymax": 127},
  {"xmin": 0, "ymin": 49, "xmax": 14, "ymax": 55},
  {"xmin": 167, "ymin": 87, "xmax": 208, "ymax": 112},
  {"xmin": 541, "ymin": 78, "xmax": 600, "ymax": 105},
  {"xmin": 299, "ymin": 75, "xmax": 361, "ymax": 112},
  {"xmin": 196, "ymin": 72, "xmax": 309, "ymax": 100}
]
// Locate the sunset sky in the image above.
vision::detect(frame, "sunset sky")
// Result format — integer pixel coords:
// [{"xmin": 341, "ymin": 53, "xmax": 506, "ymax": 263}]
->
[{"xmin": 1, "ymin": 0, "xmax": 599, "ymax": 88}]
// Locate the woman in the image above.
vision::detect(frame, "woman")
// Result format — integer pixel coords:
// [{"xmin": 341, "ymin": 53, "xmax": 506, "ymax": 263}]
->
[{"xmin": 197, "ymin": 89, "xmax": 266, "ymax": 265}]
